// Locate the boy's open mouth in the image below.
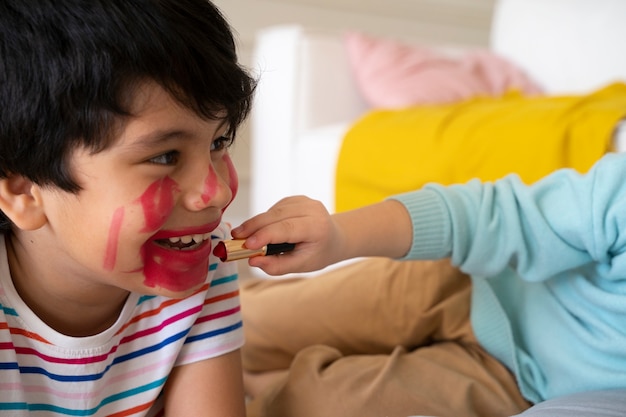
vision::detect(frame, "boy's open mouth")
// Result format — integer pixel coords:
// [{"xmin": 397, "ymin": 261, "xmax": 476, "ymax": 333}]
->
[{"xmin": 155, "ymin": 233, "xmax": 213, "ymax": 251}]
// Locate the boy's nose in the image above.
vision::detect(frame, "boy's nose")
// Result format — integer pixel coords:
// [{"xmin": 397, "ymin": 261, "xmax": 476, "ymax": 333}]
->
[{"xmin": 183, "ymin": 164, "xmax": 232, "ymax": 211}]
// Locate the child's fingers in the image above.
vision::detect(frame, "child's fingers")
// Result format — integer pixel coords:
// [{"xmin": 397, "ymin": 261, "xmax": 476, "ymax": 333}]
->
[
  {"xmin": 232, "ymin": 196, "xmax": 331, "ymax": 248},
  {"xmin": 247, "ymin": 239, "xmax": 331, "ymax": 275},
  {"xmin": 230, "ymin": 197, "xmax": 301, "ymax": 237},
  {"xmin": 243, "ymin": 212, "xmax": 331, "ymax": 252}
]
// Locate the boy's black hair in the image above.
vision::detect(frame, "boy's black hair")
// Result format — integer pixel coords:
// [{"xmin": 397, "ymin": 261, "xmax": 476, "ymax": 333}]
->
[{"xmin": 0, "ymin": 0, "xmax": 256, "ymax": 232}]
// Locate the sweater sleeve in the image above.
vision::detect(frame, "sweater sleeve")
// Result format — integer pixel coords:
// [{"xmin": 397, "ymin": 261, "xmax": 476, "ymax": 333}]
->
[{"xmin": 391, "ymin": 152, "xmax": 626, "ymax": 282}]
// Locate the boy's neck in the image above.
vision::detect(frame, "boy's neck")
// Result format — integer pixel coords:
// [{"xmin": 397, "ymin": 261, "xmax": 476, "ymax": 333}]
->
[{"xmin": 5, "ymin": 233, "xmax": 130, "ymax": 337}]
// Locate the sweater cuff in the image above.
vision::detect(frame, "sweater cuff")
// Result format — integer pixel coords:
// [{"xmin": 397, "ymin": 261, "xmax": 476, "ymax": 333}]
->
[{"xmin": 388, "ymin": 189, "xmax": 451, "ymax": 260}]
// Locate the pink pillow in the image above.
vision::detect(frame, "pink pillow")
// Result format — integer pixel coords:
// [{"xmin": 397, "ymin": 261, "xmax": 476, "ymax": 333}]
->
[{"xmin": 344, "ymin": 31, "xmax": 543, "ymax": 108}]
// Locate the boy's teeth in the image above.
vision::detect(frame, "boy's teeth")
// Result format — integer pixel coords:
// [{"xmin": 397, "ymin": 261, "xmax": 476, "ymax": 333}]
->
[{"xmin": 167, "ymin": 233, "xmax": 213, "ymax": 245}]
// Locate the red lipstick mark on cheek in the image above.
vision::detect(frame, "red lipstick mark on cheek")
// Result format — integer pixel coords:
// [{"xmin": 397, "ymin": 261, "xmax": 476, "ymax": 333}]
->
[
  {"xmin": 201, "ymin": 166, "xmax": 219, "ymax": 206},
  {"xmin": 103, "ymin": 207, "xmax": 125, "ymax": 271},
  {"xmin": 225, "ymin": 154, "xmax": 238, "ymax": 200},
  {"xmin": 223, "ymin": 154, "xmax": 238, "ymax": 212},
  {"xmin": 138, "ymin": 177, "xmax": 180, "ymax": 232}
]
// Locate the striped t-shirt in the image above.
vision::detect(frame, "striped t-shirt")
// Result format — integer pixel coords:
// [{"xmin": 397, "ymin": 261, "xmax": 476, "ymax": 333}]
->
[{"xmin": 0, "ymin": 224, "xmax": 243, "ymax": 416}]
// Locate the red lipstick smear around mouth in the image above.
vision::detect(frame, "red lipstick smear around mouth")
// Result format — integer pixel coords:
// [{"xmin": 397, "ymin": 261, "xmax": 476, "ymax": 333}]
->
[
  {"xmin": 103, "ymin": 207, "xmax": 125, "ymax": 271},
  {"xmin": 137, "ymin": 177, "xmax": 209, "ymax": 292}
]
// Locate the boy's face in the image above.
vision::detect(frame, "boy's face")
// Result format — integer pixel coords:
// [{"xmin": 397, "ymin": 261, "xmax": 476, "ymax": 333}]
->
[{"xmin": 35, "ymin": 82, "xmax": 238, "ymax": 298}]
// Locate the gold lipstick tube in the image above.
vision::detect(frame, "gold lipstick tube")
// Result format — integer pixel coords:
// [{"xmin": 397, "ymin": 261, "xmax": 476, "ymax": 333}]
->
[{"xmin": 214, "ymin": 239, "xmax": 295, "ymax": 262}]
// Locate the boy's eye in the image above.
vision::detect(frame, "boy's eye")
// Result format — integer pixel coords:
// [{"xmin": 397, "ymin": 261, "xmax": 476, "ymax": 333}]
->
[
  {"xmin": 211, "ymin": 136, "xmax": 234, "ymax": 152},
  {"xmin": 149, "ymin": 150, "xmax": 180, "ymax": 165}
]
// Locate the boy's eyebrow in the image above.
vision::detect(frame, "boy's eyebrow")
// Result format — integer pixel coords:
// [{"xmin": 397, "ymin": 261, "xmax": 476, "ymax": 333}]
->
[
  {"xmin": 141, "ymin": 129, "xmax": 190, "ymax": 144},
  {"xmin": 123, "ymin": 120, "xmax": 230, "ymax": 151},
  {"xmin": 122, "ymin": 129, "xmax": 192, "ymax": 152}
]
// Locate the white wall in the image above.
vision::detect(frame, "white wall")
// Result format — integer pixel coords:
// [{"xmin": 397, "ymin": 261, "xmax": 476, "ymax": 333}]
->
[
  {"xmin": 212, "ymin": 0, "xmax": 495, "ymax": 220},
  {"xmin": 214, "ymin": 0, "xmax": 495, "ymax": 54}
]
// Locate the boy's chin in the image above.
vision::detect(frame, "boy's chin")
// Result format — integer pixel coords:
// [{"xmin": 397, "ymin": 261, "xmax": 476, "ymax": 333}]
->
[{"xmin": 149, "ymin": 284, "xmax": 204, "ymax": 299}]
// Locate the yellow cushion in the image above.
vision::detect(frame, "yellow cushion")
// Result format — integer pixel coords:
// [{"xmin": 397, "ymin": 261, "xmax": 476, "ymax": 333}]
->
[{"xmin": 335, "ymin": 83, "xmax": 626, "ymax": 212}]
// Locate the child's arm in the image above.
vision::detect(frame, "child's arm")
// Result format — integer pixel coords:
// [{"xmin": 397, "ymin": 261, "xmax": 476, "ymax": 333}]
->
[
  {"xmin": 235, "ymin": 153, "xmax": 626, "ymax": 280},
  {"xmin": 231, "ymin": 196, "xmax": 414, "ymax": 275},
  {"xmin": 162, "ymin": 349, "xmax": 246, "ymax": 416}
]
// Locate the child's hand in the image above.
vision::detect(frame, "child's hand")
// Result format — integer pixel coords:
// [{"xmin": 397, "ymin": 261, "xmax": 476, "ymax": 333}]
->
[{"xmin": 231, "ymin": 196, "xmax": 344, "ymax": 275}]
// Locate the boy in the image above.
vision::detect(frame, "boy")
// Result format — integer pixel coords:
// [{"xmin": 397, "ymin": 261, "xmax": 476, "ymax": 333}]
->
[
  {"xmin": 233, "ymin": 152, "xmax": 626, "ymax": 417},
  {"xmin": 0, "ymin": 0, "xmax": 255, "ymax": 415}
]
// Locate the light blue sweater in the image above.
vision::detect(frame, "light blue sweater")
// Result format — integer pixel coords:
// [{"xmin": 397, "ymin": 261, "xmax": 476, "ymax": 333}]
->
[{"xmin": 392, "ymin": 152, "xmax": 626, "ymax": 404}]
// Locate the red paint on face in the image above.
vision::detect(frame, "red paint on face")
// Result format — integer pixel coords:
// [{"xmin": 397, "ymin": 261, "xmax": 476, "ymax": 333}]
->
[
  {"xmin": 199, "ymin": 155, "xmax": 238, "ymax": 212},
  {"xmin": 138, "ymin": 177, "xmax": 180, "ymax": 233},
  {"xmin": 225, "ymin": 154, "xmax": 238, "ymax": 201},
  {"xmin": 103, "ymin": 207, "xmax": 125, "ymax": 270},
  {"xmin": 223, "ymin": 154, "xmax": 238, "ymax": 212},
  {"xmin": 201, "ymin": 166, "xmax": 219, "ymax": 207},
  {"xmin": 135, "ymin": 176, "xmax": 208, "ymax": 293},
  {"xmin": 141, "ymin": 241, "xmax": 212, "ymax": 293}
]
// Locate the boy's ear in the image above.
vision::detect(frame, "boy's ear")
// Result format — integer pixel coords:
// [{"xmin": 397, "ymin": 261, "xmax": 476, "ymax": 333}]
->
[{"xmin": 0, "ymin": 175, "xmax": 47, "ymax": 231}]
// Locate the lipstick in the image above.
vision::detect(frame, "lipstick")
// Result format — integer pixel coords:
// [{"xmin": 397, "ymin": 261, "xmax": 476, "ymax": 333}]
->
[{"xmin": 213, "ymin": 239, "xmax": 295, "ymax": 262}]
